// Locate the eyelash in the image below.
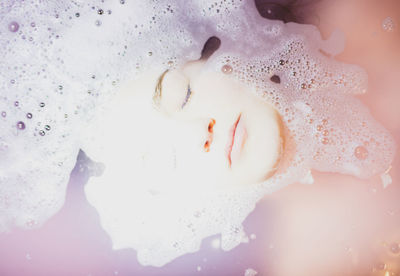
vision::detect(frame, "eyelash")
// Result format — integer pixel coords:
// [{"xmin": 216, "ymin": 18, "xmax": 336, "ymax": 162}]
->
[{"xmin": 181, "ymin": 84, "xmax": 192, "ymax": 109}]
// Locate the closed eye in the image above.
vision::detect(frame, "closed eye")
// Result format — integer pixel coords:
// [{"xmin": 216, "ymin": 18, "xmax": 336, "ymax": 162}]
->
[
  {"xmin": 153, "ymin": 69, "xmax": 193, "ymax": 111},
  {"xmin": 153, "ymin": 69, "xmax": 168, "ymax": 108}
]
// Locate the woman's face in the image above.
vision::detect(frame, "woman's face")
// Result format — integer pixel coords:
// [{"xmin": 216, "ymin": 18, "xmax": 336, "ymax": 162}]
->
[{"xmin": 106, "ymin": 59, "xmax": 282, "ymax": 191}]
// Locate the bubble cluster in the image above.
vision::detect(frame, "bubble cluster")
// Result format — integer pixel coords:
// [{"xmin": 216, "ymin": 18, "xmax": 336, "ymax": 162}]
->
[
  {"xmin": 382, "ymin": 17, "xmax": 396, "ymax": 32},
  {"xmin": 354, "ymin": 145, "xmax": 368, "ymax": 160}
]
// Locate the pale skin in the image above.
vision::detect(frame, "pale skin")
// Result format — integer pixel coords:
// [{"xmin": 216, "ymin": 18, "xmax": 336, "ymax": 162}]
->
[
  {"xmin": 153, "ymin": 60, "xmax": 283, "ymax": 188},
  {"xmin": 83, "ymin": 59, "xmax": 283, "ymax": 192}
]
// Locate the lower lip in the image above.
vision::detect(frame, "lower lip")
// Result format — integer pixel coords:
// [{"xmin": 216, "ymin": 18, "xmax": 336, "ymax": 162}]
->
[{"xmin": 226, "ymin": 115, "xmax": 247, "ymax": 167}]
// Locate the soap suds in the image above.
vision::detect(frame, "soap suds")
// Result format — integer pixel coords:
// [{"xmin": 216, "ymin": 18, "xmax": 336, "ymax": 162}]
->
[{"xmin": 0, "ymin": 0, "xmax": 395, "ymax": 267}]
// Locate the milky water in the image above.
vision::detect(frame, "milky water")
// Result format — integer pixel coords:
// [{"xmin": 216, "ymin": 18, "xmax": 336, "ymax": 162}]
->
[{"xmin": 0, "ymin": 0, "xmax": 396, "ymax": 267}]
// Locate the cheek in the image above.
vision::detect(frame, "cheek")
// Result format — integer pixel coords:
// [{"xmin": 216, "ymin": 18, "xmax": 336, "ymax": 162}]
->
[
  {"xmin": 240, "ymin": 102, "xmax": 282, "ymax": 181},
  {"xmin": 188, "ymin": 76, "xmax": 245, "ymax": 118}
]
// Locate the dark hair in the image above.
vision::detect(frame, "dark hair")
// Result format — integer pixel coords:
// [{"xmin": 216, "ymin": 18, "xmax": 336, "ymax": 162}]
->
[
  {"xmin": 199, "ymin": 1, "xmax": 320, "ymax": 61},
  {"xmin": 254, "ymin": 0, "xmax": 321, "ymax": 25},
  {"xmin": 200, "ymin": 36, "xmax": 221, "ymax": 60}
]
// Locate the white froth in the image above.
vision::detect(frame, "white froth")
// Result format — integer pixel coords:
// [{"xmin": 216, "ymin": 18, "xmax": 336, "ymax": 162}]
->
[
  {"xmin": 244, "ymin": 268, "xmax": 258, "ymax": 276},
  {"xmin": 0, "ymin": 0, "xmax": 396, "ymax": 267},
  {"xmin": 381, "ymin": 172, "xmax": 392, "ymax": 189}
]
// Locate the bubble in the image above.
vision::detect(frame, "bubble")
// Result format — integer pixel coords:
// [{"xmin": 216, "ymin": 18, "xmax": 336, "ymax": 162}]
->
[
  {"xmin": 75, "ymin": 12, "xmax": 80, "ymax": 17},
  {"xmin": 39, "ymin": 102, "xmax": 45, "ymax": 107},
  {"xmin": 1, "ymin": 111, "xmax": 6, "ymax": 117},
  {"xmin": 16, "ymin": 121, "xmax": 26, "ymax": 130},
  {"xmin": 221, "ymin": 64, "xmax": 233, "ymax": 74},
  {"xmin": 8, "ymin": 21, "xmax": 19, "ymax": 32},
  {"xmin": 45, "ymin": 125, "xmax": 51, "ymax": 131},
  {"xmin": 382, "ymin": 17, "xmax": 396, "ymax": 32},
  {"xmin": 279, "ymin": 59, "xmax": 285, "ymax": 65},
  {"xmin": 58, "ymin": 85, "xmax": 63, "ymax": 90},
  {"xmin": 354, "ymin": 146, "xmax": 368, "ymax": 160},
  {"xmin": 39, "ymin": 130, "xmax": 45, "ymax": 136},
  {"xmin": 148, "ymin": 51, "xmax": 153, "ymax": 56},
  {"xmin": 26, "ymin": 113, "xmax": 33, "ymax": 119},
  {"xmin": 14, "ymin": 101, "xmax": 19, "ymax": 107},
  {"xmin": 98, "ymin": 9, "xmax": 104, "ymax": 15},
  {"xmin": 389, "ymin": 243, "xmax": 400, "ymax": 254}
]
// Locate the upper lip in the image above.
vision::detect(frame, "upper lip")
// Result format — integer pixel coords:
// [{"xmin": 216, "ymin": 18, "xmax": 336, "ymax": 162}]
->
[{"xmin": 226, "ymin": 113, "xmax": 242, "ymax": 167}]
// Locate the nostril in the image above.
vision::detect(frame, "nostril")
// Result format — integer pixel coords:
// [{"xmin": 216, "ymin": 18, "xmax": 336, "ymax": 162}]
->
[
  {"xmin": 208, "ymin": 118, "xmax": 216, "ymax": 133},
  {"xmin": 204, "ymin": 140, "xmax": 210, "ymax": 152},
  {"xmin": 204, "ymin": 119, "xmax": 215, "ymax": 152}
]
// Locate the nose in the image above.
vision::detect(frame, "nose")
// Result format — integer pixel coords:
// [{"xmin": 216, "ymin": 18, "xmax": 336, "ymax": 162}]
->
[{"xmin": 204, "ymin": 118, "xmax": 216, "ymax": 152}]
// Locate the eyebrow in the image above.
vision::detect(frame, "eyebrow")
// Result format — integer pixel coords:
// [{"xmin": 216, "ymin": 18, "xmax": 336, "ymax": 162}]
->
[{"xmin": 153, "ymin": 69, "xmax": 169, "ymax": 107}]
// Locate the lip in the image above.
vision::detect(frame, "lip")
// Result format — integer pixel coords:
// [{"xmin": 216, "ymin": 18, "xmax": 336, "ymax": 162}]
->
[{"xmin": 225, "ymin": 113, "xmax": 247, "ymax": 167}]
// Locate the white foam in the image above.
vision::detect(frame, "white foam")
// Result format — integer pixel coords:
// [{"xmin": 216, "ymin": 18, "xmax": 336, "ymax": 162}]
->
[
  {"xmin": 381, "ymin": 172, "xmax": 392, "ymax": 189},
  {"xmin": 244, "ymin": 268, "xmax": 258, "ymax": 276},
  {"xmin": 0, "ymin": 0, "xmax": 396, "ymax": 267}
]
